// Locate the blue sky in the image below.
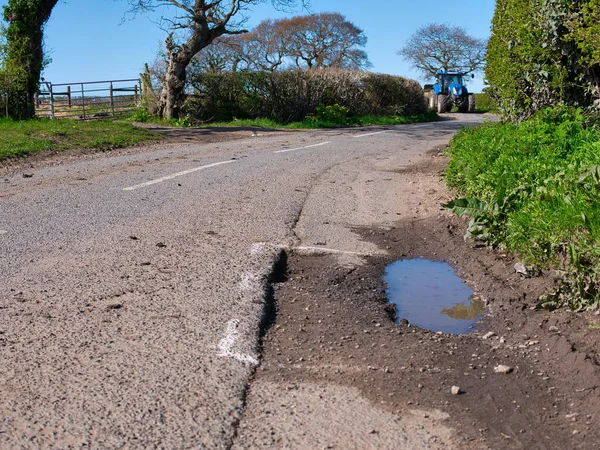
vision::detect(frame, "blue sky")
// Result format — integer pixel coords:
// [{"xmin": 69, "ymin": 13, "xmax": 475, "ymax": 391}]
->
[{"xmin": 1, "ymin": 0, "xmax": 495, "ymax": 92}]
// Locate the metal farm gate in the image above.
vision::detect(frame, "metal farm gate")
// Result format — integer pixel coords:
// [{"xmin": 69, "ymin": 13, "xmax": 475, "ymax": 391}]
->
[{"xmin": 36, "ymin": 78, "xmax": 141, "ymax": 119}]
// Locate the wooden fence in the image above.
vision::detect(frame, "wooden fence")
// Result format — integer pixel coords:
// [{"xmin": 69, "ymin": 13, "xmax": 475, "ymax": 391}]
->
[{"xmin": 35, "ymin": 78, "xmax": 142, "ymax": 120}]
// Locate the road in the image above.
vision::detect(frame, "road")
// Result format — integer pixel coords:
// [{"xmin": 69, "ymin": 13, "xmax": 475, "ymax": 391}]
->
[{"xmin": 0, "ymin": 116, "xmax": 482, "ymax": 448}]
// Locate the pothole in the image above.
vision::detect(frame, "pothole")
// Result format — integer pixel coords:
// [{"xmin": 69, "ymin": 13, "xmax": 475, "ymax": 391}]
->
[{"xmin": 384, "ymin": 258, "xmax": 486, "ymax": 334}]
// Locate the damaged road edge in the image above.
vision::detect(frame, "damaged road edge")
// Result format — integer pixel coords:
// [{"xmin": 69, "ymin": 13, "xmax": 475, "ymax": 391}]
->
[{"xmin": 223, "ymin": 247, "xmax": 289, "ymax": 449}]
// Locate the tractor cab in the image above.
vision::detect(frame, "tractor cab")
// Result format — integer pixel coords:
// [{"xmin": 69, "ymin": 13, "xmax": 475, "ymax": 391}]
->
[
  {"xmin": 433, "ymin": 71, "xmax": 467, "ymax": 96},
  {"xmin": 429, "ymin": 71, "xmax": 475, "ymax": 113}
]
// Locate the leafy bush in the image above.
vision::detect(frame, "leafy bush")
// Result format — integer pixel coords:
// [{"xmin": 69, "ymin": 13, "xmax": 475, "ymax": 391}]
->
[
  {"xmin": 445, "ymin": 107, "xmax": 600, "ymax": 308},
  {"xmin": 315, "ymin": 104, "xmax": 348, "ymax": 123},
  {"xmin": 486, "ymin": 0, "xmax": 600, "ymax": 122},
  {"xmin": 131, "ymin": 108, "xmax": 152, "ymax": 122},
  {"xmin": 185, "ymin": 70, "xmax": 427, "ymax": 123},
  {"xmin": 473, "ymin": 93, "xmax": 497, "ymax": 112}
]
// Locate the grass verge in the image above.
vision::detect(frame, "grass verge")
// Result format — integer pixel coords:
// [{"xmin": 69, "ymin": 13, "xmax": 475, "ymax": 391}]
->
[
  {"xmin": 129, "ymin": 109, "xmax": 439, "ymax": 129},
  {"xmin": 444, "ymin": 107, "xmax": 600, "ymax": 309},
  {"xmin": 0, "ymin": 118, "xmax": 161, "ymax": 160}
]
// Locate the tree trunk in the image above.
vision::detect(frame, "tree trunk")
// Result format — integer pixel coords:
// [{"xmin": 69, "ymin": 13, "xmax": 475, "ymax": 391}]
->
[
  {"xmin": 3, "ymin": 0, "xmax": 58, "ymax": 119},
  {"xmin": 158, "ymin": 54, "xmax": 189, "ymax": 119},
  {"xmin": 157, "ymin": 15, "xmax": 230, "ymax": 120}
]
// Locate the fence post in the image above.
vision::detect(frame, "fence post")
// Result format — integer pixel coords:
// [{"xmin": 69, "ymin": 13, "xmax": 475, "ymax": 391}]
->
[
  {"xmin": 110, "ymin": 82, "xmax": 115, "ymax": 117},
  {"xmin": 49, "ymin": 83, "xmax": 55, "ymax": 119},
  {"xmin": 67, "ymin": 86, "xmax": 71, "ymax": 108},
  {"xmin": 81, "ymin": 83, "xmax": 85, "ymax": 119},
  {"xmin": 134, "ymin": 84, "xmax": 139, "ymax": 104}
]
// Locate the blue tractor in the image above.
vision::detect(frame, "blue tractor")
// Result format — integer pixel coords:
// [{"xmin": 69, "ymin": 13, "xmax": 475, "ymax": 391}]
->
[{"xmin": 428, "ymin": 71, "xmax": 475, "ymax": 113}]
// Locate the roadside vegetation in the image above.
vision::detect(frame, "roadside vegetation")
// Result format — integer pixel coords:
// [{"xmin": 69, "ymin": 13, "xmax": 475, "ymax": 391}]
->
[
  {"xmin": 472, "ymin": 93, "xmax": 497, "ymax": 113},
  {"xmin": 446, "ymin": 108, "xmax": 600, "ymax": 309},
  {"xmin": 0, "ymin": 118, "xmax": 161, "ymax": 160},
  {"xmin": 133, "ymin": 69, "xmax": 434, "ymax": 129},
  {"xmin": 444, "ymin": 0, "xmax": 600, "ymax": 309},
  {"xmin": 131, "ymin": 105, "xmax": 438, "ymax": 130}
]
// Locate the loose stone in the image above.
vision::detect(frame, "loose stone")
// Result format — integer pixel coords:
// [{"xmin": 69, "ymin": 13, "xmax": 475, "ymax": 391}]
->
[{"xmin": 494, "ymin": 365, "xmax": 514, "ymax": 374}]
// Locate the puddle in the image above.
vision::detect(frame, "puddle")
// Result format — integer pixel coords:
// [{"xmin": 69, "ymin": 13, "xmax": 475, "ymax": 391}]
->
[{"xmin": 384, "ymin": 258, "xmax": 485, "ymax": 334}]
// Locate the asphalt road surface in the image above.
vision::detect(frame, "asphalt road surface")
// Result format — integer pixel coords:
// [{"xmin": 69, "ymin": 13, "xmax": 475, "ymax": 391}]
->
[{"xmin": 0, "ymin": 115, "xmax": 482, "ymax": 448}]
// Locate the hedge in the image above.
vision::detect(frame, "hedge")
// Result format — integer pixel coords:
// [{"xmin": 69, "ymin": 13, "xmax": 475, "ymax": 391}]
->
[{"xmin": 185, "ymin": 70, "xmax": 427, "ymax": 123}]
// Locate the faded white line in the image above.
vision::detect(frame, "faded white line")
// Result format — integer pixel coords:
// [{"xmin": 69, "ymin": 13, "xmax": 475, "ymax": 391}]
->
[
  {"xmin": 217, "ymin": 319, "xmax": 259, "ymax": 366},
  {"xmin": 239, "ymin": 272, "xmax": 260, "ymax": 291},
  {"xmin": 274, "ymin": 141, "xmax": 330, "ymax": 154},
  {"xmin": 294, "ymin": 245, "xmax": 373, "ymax": 256},
  {"xmin": 123, "ymin": 160, "xmax": 236, "ymax": 191},
  {"xmin": 354, "ymin": 130, "xmax": 390, "ymax": 138},
  {"xmin": 249, "ymin": 242, "xmax": 267, "ymax": 255}
]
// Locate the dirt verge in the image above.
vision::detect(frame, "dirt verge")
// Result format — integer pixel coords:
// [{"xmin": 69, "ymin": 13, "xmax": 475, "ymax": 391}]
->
[{"xmin": 236, "ymin": 149, "xmax": 600, "ymax": 449}]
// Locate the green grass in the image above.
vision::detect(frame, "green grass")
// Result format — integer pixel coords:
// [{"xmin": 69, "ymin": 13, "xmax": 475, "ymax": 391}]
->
[
  {"xmin": 0, "ymin": 118, "xmax": 161, "ymax": 160},
  {"xmin": 289, "ymin": 111, "xmax": 440, "ymax": 128},
  {"xmin": 445, "ymin": 107, "xmax": 600, "ymax": 309},
  {"xmin": 129, "ymin": 110, "xmax": 439, "ymax": 129}
]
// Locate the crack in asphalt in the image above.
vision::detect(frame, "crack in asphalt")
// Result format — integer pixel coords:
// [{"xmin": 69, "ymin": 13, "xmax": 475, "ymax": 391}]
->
[
  {"xmin": 289, "ymin": 163, "xmax": 344, "ymax": 246},
  {"xmin": 226, "ymin": 249, "xmax": 288, "ymax": 450}
]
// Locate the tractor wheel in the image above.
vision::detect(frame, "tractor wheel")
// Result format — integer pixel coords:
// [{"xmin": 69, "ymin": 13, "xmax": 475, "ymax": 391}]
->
[
  {"xmin": 437, "ymin": 95, "xmax": 447, "ymax": 113},
  {"xmin": 429, "ymin": 93, "xmax": 437, "ymax": 109},
  {"xmin": 468, "ymin": 94, "xmax": 475, "ymax": 113}
]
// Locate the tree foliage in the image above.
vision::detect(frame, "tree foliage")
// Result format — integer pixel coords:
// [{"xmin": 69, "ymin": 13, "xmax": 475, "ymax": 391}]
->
[
  {"xmin": 128, "ymin": 0, "xmax": 307, "ymax": 119},
  {"xmin": 280, "ymin": 12, "xmax": 370, "ymax": 70},
  {"xmin": 186, "ymin": 13, "xmax": 370, "ymax": 75},
  {"xmin": 240, "ymin": 19, "xmax": 288, "ymax": 71},
  {"xmin": 1, "ymin": 0, "xmax": 58, "ymax": 119},
  {"xmin": 568, "ymin": 0, "xmax": 600, "ymax": 94},
  {"xmin": 398, "ymin": 23, "xmax": 487, "ymax": 79},
  {"xmin": 486, "ymin": 0, "xmax": 600, "ymax": 121}
]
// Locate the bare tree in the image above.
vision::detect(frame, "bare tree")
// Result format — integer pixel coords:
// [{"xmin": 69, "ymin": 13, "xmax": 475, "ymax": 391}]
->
[
  {"xmin": 190, "ymin": 35, "xmax": 248, "ymax": 74},
  {"xmin": 281, "ymin": 12, "xmax": 370, "ymax": 70},
  {"xmin": 398, "ymin": 23, "xmax": 487, "ymax": 79},
  {"xmin": 242, "ymin": 19, "xmax": 288, "ymax": 71},
  {"xmin": 128, "ymin": 0, "xmax": 306, "ymax": 118}
]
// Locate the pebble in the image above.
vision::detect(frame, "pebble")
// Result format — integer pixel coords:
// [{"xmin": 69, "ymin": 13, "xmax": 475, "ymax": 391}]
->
[
  {"xmin": 549, "ymin": 326, "xmax": 559, "ymax": 332},
  {"xmin": 514, "ymin": 262, "xmax": 528, "ymax": 275},
  {"xmin": 451, "ymin": 386, "xmax": 462, "ymax": 395},
  {"xmin": 494, "ymin": 365, "xmax": 514, "ymax": 374},
  {"xmin": 482, "ymin": 331, "xmax": 496, "ymax": 340}
]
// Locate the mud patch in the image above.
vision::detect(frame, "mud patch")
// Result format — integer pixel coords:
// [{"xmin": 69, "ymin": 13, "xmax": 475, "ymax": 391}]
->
[
  {"xmin": 385, "ymin": 258, "xmax": 485, "ymax": 334},
  {"xmin": 238, "ymin": 150, "xmax": 600, "ymax": 449}
]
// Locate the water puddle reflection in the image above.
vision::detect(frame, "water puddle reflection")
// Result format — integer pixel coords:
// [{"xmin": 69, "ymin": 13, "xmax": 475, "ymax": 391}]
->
[{"xmin": 384, "ymin": 258, "xmax": 486, "ymax": 334}]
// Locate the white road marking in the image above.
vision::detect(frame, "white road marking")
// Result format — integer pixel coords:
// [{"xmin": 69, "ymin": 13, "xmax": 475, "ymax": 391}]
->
[
  {"xmin": 217, "ymin": 319, "xmax": 259, "ymax": 366},
  {"xmin": 294, "ymin": 245, "xmax": 373, "ymax": 256},
  {"xmin": 249, "ymin": 242, "xmax": 267, "ymax": 255},
  {"xmin": 122, "ymin": 160, "xmax": 236, "ymax": 191},
  {"xmin": 354, "ymin": 130, "xmax": 391, "ymax": 138},
  {"xmin": 239, "ymin": 272, "xmax": 260, "ymax": 291},
  {"xmin": 274, "ymin": 141, "xmax": 330, "ymax": 154}
]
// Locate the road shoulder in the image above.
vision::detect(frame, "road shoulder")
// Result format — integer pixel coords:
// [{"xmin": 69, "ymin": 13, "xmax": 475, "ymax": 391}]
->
[{"xmin": 234, "ymin": 148, "xmax": 600, "ymax": 449}]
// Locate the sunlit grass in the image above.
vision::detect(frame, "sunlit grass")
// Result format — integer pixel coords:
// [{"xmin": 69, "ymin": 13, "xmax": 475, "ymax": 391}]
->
[
  {"xmin": 129, "ymin": 110, "xmax": 439, "ymax": 129},
  {"xmin": 0, "ymin": 118, "xmax": 161, "ymax": 160},
  {"xmin": 445, "ymin": 107, "xmax": 600, "ymax": 308}
]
